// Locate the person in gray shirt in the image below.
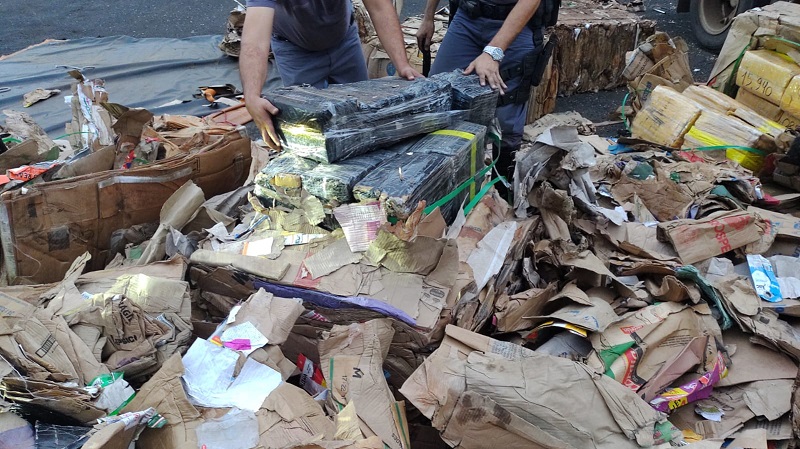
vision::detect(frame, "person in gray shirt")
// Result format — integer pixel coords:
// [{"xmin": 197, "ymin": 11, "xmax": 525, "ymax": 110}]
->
[{"xmin": 241, "ymin": 0, "xmax": 421, "ymax": 149}]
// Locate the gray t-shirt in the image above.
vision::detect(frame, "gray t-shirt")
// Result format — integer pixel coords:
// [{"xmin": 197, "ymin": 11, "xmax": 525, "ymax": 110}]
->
[{"xmin": 246, "ymin": 0, "xmax": 351, "ymax": 52}]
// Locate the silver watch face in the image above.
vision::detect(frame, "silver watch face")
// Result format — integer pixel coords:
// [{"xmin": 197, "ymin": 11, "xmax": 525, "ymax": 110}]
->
[{"xmin": 484, "ymin": 46, "xmax": 503, "ymax": 61}]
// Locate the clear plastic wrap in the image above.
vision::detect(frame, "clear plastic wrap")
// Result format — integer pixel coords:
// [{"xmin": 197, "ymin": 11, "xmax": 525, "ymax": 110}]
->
[
  {"xmin": 353, "ymin": 121, "xmax": 487, "ymax": 220},
  {"xmin": 431, "ymin": 70, "xmax": 499, "ymax": 127},
  {"xmin": 736, "ymin": 50, "xmax": 799, "ymax": 105},
  {"xmin": 682, "ymin": 85, "xmax": 741, "ymax": 113},
  {"xmin": 253, "ymin": 153, "xmax": 318, "ymax": 194},
  {"xmin": 631, "ymin": 85, "xmax": 701, "ymax": 147},
  {"xmin": 301, "ymin": 142, "xmax": 415, "ymax": 205},
  {"xmin": 267, "ymin": 77, "xmax": 464, "ymax": 163}
]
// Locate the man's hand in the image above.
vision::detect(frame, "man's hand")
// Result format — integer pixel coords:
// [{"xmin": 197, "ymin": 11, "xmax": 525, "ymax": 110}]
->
[
  {"xmin": 416, "ymin": 17, "xmax": 435, "ymax": 53},
  {"xmin": 396, "ymin": 64, "xmax": 424, "ymax": 80},
  {"xmin": 465, "ymin": 53, "xmax": 508, "ymax": 94},
  {"xmin": 246, "ymin": 96, "xmax": 281, "ymax": 150}
]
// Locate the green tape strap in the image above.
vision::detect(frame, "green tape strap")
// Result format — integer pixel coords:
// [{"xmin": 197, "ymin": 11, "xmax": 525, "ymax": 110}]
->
[
  {"xmin": 423, "ymin": 159, "xmax": 496, "ymax": 216},
  {"xmin": 432, "ymin": 129, "xmax": 479, "ymax": 200},
  {"xmin": 464, "ymin": 176, "xmax": 507, "ymax": 216}
]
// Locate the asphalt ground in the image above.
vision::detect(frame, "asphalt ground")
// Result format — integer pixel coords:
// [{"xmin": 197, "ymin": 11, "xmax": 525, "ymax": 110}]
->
[{"xmin": 0, "ymin": 0, "xmax": 717, "ymax": 129}]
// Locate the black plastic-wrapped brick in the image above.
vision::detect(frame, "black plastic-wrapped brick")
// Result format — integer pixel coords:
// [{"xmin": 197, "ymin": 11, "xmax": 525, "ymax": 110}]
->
[
  {"xmin": 253, "ymin": 153, "xmax": 318, "ymax": 197},
  {"xmin": 300, "ymin": 140, "xmax": 417, "ymax": 205},
  {"xmin": 267, "ymin": 77, "xmax": 465, "ymax": 163},
  {"xmin": 431, "ymin": 70, "xmax": 499, "ymax": 128},
  {"xmin": 353, "ymin": 121, "xmax": 487, "ymax": 221}
]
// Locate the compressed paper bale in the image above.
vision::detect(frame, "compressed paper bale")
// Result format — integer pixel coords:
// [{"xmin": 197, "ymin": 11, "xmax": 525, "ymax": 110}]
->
[
  {"xmin": 736, "ymin": 49, "xmax": 800, "ymax": 104},
  {"xmin": 553, "ymin": 0, "xmax": 657, "ymax": 95},
  {"xmin": 682, "ymin": 84, "xmax": 742, "ymax": 113},
  {"xmin": 300, "ymin": 146, "xmax": 406, "ymax": 205},
  {"xmin": 268, "ymin": 77, "xmax": 464, "ymax": 163},
  {"xmin": 631, "ymin": 85, "xmax": 701, "ymax": 147},
  {"xmin": 431, "ymin": 70, "xmax": 499, "ymax": 127},
  {"xmin": 254, "ymin": 153, "xmax": 318, "ymax": 192},
  {"xmin": 736, "ymin": 88, "xmax": 783, "ymax": 120}
]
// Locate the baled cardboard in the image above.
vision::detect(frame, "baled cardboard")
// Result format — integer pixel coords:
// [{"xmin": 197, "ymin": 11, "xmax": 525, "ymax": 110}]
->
[{"xmin": 0, "ymin": 131, "xmax": 252, "ymax": 284}]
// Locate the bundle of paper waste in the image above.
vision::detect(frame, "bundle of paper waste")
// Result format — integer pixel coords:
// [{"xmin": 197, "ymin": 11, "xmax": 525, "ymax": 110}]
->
[
  {"xmin": 219, "ymin": 7, "xmax": 245, "ymax": 57},
  {"xmin": 0, "ymin": 74, "xmax": 252, "ymax": 285}
]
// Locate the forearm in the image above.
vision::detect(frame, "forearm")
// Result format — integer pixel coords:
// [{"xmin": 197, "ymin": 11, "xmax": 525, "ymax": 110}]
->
[
  {"xmin": 240, "ymin": 45, "xmax": 270, "ymax": 101},
  {"xmin": 423, "ymin": 0, "xmax": 441, "ymax": 20},
  {"xmin": 364, "ymin": 0, "xmax": 412, "ymax": 69},
  {"xmin": 240, "ymin": 7, "xmax": 274, "ymax": 101},
  {"xmin": 488, "ymin": 0, "xmax": 540, "ymax": 51}
]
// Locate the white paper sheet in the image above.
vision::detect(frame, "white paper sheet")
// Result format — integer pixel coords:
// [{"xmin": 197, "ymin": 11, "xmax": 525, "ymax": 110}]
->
[{"xmin": 182, "ymin": 339, "xmax": 282, "ymax": 411}]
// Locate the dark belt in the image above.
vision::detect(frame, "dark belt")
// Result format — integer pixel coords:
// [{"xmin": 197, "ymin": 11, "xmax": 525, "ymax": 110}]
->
[{"xmin": 458, "ymin": 0, "xmax": 516, "ymax": 21}]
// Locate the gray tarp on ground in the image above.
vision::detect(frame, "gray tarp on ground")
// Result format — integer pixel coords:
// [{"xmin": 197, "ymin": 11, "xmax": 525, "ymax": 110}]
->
[{"xmin": 0, "ymin": 35, "xmax": 244, "ymax": 136}]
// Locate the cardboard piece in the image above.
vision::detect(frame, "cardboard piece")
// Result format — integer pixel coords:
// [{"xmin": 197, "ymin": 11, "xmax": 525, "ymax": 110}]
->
[
  {"xmin": 0, "ymin": 377, "xmax": 105, "ymax": 424},
  {"xmin": 257, "ymin": 382, "xmax": 336, "ymax": 447},
  {"xmin": 718, "ymin": 327, "xmax": 798, "ymax": 387},
  {"xmin": 190, "ymin": 249, "xmax": 290, "ymax": 280},
  {"xmin": 219, "ymin": 288, "xmax": 303, "ymax": 345},
  {"xmin": 121, "ymin": 354, "xmax": 203, "ymax": 449},
  {"xmin": 588, "ymin": 302, "xmax": 721, "ymax": 393},
  {"xmin": 137, "ymin": 180, "xmax": 205, "ymax": 265},
  {"xmin": 400, "ymin": 325, "xmax": 676, "ymax": 449},
  {"xmin": 319, "ymin": 319, "xmax": 410, "ymax": 449},
  {"xmin": 658, "ymin": 211, "xmax": 766, "ymax": 265},
  {"xmin": 0, "ymin": 131, "xmax": 252, "ymax": 284}
]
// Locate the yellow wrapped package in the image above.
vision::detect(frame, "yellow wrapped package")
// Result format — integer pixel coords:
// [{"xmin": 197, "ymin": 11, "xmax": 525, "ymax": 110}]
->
[
  {"xmin": 682, "ymin": 110, "xmax": 765, "ymax": 172},
  {"xmin": 682, "ymin": 85, "xmax": 741, "ymax": 113},
  {"xmin": 780, "ymin": 74, "xmax": 800, "ymax": 117},
  {"xmin": 736, "ymin": 50, "xmax": 800, "ymax": 104},
  {"xmin": 731, "ymin": 107, "xmax": 786, "ymax": 140},
  {"xmin": 735, "ymin": 88, "xmax": 783, "ymax": 120},
  {"xmin": 631, "ymin": 85, "xmax": 701, "ymax": 147},
  {"xmin": 778, "ymin": 110, "xmax": 800, "ymax": 128}
]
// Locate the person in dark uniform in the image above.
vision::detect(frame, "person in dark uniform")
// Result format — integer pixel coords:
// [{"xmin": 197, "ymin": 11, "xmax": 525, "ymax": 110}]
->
[{"xmin": 417, "ymin": 0, "xmax": 545, "ymax": 180}]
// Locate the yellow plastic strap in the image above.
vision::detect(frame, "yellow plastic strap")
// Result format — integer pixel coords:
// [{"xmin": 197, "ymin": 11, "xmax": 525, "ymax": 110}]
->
[
  {"xmin": 686, "ymin": 127, "xmax": 727, "ymax": 147},
  {"xmin": 433, "ymin": 129, "xmax": 478, "ymax": 199},
  {"xmin": 757, "ymin": 119, "xmax": 784, "ymax": 133}
]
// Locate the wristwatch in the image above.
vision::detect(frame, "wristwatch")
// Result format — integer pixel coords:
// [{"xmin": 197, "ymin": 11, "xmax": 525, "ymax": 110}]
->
[{"xmin": 483, "ymin": 46, "xmax": 504, "ymax": 62}]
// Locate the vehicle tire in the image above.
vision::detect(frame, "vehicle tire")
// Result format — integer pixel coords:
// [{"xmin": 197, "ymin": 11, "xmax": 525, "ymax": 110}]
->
[{"xmin": 690, "ymin": 0, "xmax": 754, "ymax": 51}]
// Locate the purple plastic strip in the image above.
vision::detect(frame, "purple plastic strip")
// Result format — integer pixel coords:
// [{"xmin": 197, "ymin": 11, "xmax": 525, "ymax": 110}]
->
[{"xmin": 253, "ymin": 280, "xmax": 417, "ymax": 327}]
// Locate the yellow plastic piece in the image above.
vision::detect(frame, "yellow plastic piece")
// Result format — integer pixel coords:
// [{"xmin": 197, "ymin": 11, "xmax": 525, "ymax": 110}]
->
[
  {"xmin": 681, "ymin": 110, "xmax": 765, "ymax": 172},
  {"xmin": 631, "ymin": 85, "xmax": 701, "ymax": 147},
  {"xmin": 731, "ymin": 107, "xmax": 786, "ymax": 139},
  {"xmin": 781, "ymin": 74, "xmax": 800, "ymax": 117},
  {"xmin": 735, "ymin": 88, "xmax": 783, "ymax": 120},
  {"xmin": 778, "ymin": 110, "xmax": 800, "ymax": 128},
  {"xmin": 271, "ymin": 173, "xmax": 303, "ymax": 189},
  {"xmin": 736, "ymin": 50, "xmax": 800, "ymax": 104}
]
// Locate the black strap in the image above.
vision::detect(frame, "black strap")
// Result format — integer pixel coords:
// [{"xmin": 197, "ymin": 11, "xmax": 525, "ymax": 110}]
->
[{"xmin": 497, "ymin": 35, "xmax": 558, "ymax": 106}]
